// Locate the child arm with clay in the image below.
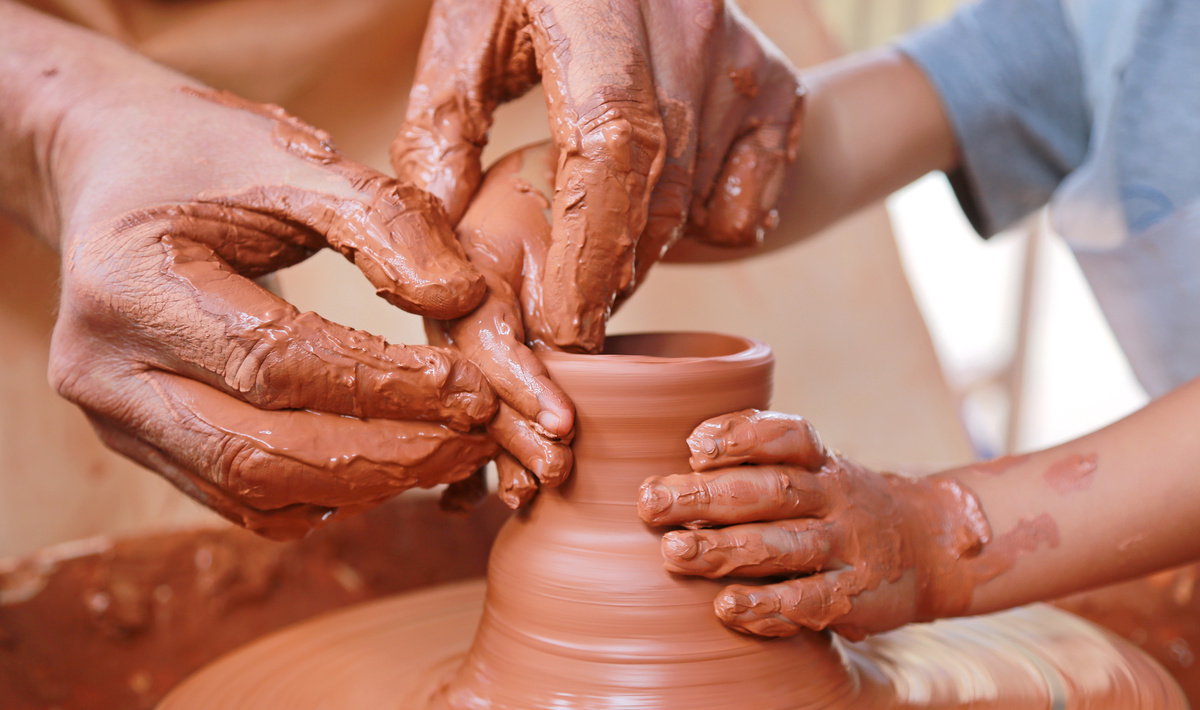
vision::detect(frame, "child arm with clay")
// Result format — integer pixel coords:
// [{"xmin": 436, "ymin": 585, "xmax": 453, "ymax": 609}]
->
[
  {"xmin": 638, "ymin": 396, "xmax": 1200, "ymax": 639},
  {"xmin": 641, "ymin": 0, "xmax": 1200, "ymax": 637}
]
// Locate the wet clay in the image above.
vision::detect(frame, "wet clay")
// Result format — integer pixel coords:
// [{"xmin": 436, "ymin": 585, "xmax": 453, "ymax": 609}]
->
[
  {"xmin": 181, "ymin": 87, "xmax": 487, "ymax": 319},
  {"xmin": 162, "ymin": 333, "xmax": 1186, "ymax": 709},
  {"xmin": 392, "ymin": 0, "xmax": 807, "ymax": 352},
  {"xmin": 427, "ymin": 333, "xmax": 864, "ymax": 708},
  {"xmin": 1, "ymin": 495, "xmax": 510, "ymax": 710},
  {"xmin": 1043, "ymin": 453, "xmax": 1099, "ymax": 494},
  {"xmin": 641, "ymin": 409, "xmax": 994, "ymax": 640},
  {"xmin": 46, "ymin": 80, "xmax": 506, "ymax": 541}
]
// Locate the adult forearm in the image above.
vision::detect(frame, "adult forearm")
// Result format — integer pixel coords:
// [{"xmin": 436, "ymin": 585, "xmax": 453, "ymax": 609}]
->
[
  {"xmin": 668, "ymin": 47, "xmax": 958, "ymax": 262},
  {"xmin": 0, "ymin": 1, "xmax": 191, "ymax": 246},
  {"xmin": 0, "ymin": 1, "xmax": 68, "ymax": 241},
  {"xmin": 947, "ymin": 376, "xmax": 1200, "ymax": 615}
]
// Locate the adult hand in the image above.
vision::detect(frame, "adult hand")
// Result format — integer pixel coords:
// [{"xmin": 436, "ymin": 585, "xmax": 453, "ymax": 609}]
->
[
  {"xmin": 637, "ymin": 410, "xmax": 992, "ymax": 640},
  {"xmin": 393, "ymin": 0, "xmax": 805, "ymax": 353},
  {"xmin": 45, "ymin": 62, "xmax": 500, "ymax": 539}
]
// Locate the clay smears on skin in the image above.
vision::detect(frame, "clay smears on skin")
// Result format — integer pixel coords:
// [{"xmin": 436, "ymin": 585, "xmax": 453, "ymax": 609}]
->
[
  {"xmin": 392, "ymin": 1, "xmax": 807, "ymax": 353},
  {"xmin": 1043, "ymin": 453, "xmax": 1099, "ymax": 494},
  {"xmin": 970, "ymin": 454, "xmax": 1031, "ymax": 478},
  {"xmin": 179, "ymin": 87, "xmax": 486, "ymax": 320}
]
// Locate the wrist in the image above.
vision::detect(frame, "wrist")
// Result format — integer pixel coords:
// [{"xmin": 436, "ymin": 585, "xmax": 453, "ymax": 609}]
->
[{"xmin": 904, "ymin": 473, "xmax": 993, "ymax": 622}]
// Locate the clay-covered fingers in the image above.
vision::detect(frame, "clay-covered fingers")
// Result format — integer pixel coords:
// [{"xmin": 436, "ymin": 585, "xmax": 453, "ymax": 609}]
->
[
  {"xmin": 84, "ymin": 415, "xmax": 339, "ymax": 541},
  {"xmin": 496, "ymin": 451, "xmax": 538, "ymax": 509},
  {"xmin": 63, "ymin": 369, "xmax": 496, "ymax": 530},
  {"xmin": 440, "ymin": 277, "xmax": 574, "ymax": 439},
  {"xmin": 660, "ymin": 520, "xmax": 832, "ymax": 579},
  {"xmin": 320, "ymin": 182, "xmax": 486, "ymax": 320},
  {"xmin": 687, "ymin": 12, "xmax": 804, "ymax": 248},
  {"xmin": 714, "ymin": 575, "xmax": 854, "ymax": 638},
  {"xmin": 68, "ymin": 220, "xmax": 498, "ymax": 430},
  {"xmin": 489, "ymin": 403, "xmax": 573, "ymax": 489},
  {"xmin": 687, "ymin": 409, "xmax": 827, "ymax": 472},
  {"xmin": 201, "ymin": 181, "xmax": 485, "ymax": 321},
  {"xmin": 397, "ymin": 0, "xmax": 673, "ymax": 352},
  {"xmin": 701, "ymin": 118, "xmax": 799, "ymax": 247},
  {"xmin": 638, "ymin": 465, "xmax": 827, "ymax": 528},
  {"xmin": 390, "ymin": 0, "xmax": 538, "ymax": 222},
  {"xmin": 176, "ymin": 87, "xmax": 487, "ymax": 320},
  {"xmin": 537, "ymin": 4, "xmax": 667, "ymax": 351}
]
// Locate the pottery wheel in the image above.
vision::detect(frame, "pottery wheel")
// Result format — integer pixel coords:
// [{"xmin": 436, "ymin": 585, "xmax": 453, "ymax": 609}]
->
[{"xmin": 161, "ymin": 578, "xmax": 1184, "ymax": 709}]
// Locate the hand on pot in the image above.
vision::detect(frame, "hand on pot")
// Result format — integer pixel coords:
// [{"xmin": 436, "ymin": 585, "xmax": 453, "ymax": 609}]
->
[
  {"xmin": 429, "ymin": 143, "xmax": 575, "ymax": 510},
  {"xmin": 637, "ymin": 409, "xmax": 992, "ymax": 640},
  {"xmin": 392, "ymin": 0, "xmax": 805, "ymax": 353},
  {"xmin": 39, "ymin": 42, "xmax": 504, "ymax": 538}
]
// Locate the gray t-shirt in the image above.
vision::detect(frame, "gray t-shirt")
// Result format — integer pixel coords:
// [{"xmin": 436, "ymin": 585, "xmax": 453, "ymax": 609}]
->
[{"xmin": 899, "ymin": 0, "xmax": 1200, "ymax": 396}]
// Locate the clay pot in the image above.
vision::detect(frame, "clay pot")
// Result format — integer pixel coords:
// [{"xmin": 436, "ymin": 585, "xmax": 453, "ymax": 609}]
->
[
  {"xmin": 430, "ymin": 332, "xmax": 859, "ymax": 709},
  {"xmin": 160, "ymin": 331, "xmax": 1187, "ymax": 709}
]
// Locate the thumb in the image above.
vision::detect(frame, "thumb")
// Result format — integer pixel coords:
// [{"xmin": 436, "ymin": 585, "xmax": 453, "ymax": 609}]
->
[{"xmin": 391, "ymin": 0, "xmax": 539, "ymax": 222}]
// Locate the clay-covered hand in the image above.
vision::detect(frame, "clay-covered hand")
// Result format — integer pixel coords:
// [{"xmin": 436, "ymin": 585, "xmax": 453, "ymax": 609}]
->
[
  {"xmin": 428, "ymin": 143, "xmax": 575, "ymax": 510},
  {"xmin": 392, "ymin": 0, "xmax": 805, "ymax": 353},
  {"xmin": 47, "ymin": 74, "xmax": 501, "ymax": 539},
  {"xmin": 638, "ymin": 410, "xmax": 992, "ymax": 640}
]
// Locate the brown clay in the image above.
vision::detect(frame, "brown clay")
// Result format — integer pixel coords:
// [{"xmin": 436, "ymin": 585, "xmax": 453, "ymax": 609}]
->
[
  {"xmin": 640, "ymin": 409, "xmax": 996, "ymax": 640},
  {"xmin": 428, "ymin": 332, "xmax": 860, "ymax": 708},
  {"xmin": 1043, "ymin": 453, "xmax": 1099, "ymax": 494},
  {"xmin": 392, "ymin": 0, "xmax": 806, "ymax": 352},
  {"xmin": 163, "ymin": 333, "xmax": 1185, "ymax": 709},
  {"xmin": 0, "ymin": 495, "xmax": 510, "ymax": 710}
]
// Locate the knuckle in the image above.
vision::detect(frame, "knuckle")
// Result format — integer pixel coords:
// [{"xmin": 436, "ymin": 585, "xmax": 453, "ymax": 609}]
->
[
  {"xmin": 221, "ymin": 310, "xmax": 309, "ymax": 408},
  {"xmin": 47, "ymin": 342, "xmax": 90, "ymax": 403},
  {"xmin": 576, "ymin": 107, "xmax": 666, "ymax": 170},
  {"xmin": 678, "ymin": 479, "xmax": 714, "ymax": 510},
  {"xmin": 225, "ymin": 342, "xmax": 304, "ymax": 411},
  {"xmin": 223, "ymin": 340, "xmax": 283, "ymax": 405},
  {"xmin": 211, "ymin": 433, "xmax": 277, "ymax": 506},
  {"xmin": 766, "ymin": 465, "xmax": 798, "ymax": 492}
]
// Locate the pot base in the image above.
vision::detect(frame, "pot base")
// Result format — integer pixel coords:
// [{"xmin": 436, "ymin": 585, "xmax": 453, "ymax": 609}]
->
[{"xmin": 161, "ymin": 579, "xmax": 1185, "ymax": 709}]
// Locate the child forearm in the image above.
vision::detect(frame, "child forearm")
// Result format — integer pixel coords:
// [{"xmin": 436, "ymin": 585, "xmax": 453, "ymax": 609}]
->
[{"xmin": 946, "ymin": 375, "xmax": 1200, "ymax": 615}]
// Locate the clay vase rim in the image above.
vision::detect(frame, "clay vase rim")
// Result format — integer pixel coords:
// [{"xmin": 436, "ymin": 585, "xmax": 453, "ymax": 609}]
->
[{"xmin": 539, "ymin": 331, "xmax": 772, "ymax": 371}]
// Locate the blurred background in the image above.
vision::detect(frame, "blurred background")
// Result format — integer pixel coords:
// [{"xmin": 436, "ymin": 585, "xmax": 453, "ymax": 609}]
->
[{"xmin": 822, "ymin": 0, "xmax": 1148, "ymax": 458}]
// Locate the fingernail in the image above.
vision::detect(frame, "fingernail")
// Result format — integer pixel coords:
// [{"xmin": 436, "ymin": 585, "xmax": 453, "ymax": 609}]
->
[
  {"xmin": 537, "ymin": 410, "xmax": 562, "ymax": 437},
  {"xmin": 499, "ymin": 482, "xmax": 536, "ymax": 510},
  {"xmin": 663, "ymin": 531, "xmax": 702, "ymax": 561},
  {"xmin": 715, "ymin": 588, "xmax": 753, "ymax": 618},
  {"xmin": 639, "ymin": 483, "xmax": 673, "ymax": 519},
  {"xmin": 534, "ymin": 446, "xmax": 572, "ymax": 488},
  {"xmin": 693, "ymin": 435, "xmax": 721, "ymax": 458}
]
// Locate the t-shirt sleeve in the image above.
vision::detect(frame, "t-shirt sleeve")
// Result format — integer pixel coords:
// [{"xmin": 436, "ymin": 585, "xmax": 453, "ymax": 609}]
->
[{"xmin": 896, "ymin": 0, "xmax": 1090, "ymax": 237}]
